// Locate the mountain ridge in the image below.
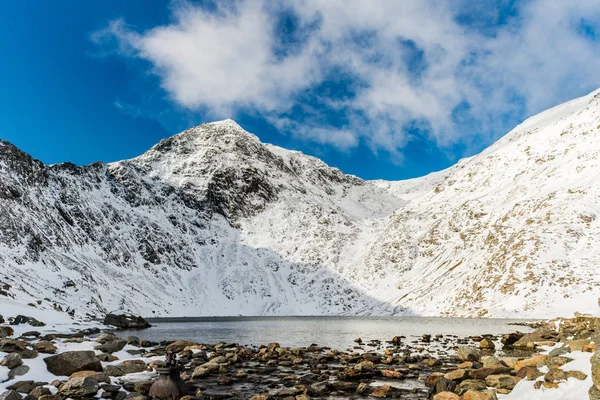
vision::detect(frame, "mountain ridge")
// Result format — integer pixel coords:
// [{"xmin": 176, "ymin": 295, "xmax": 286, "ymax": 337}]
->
[{"xmin": 1, "ymin": 89, "xmax": 600, "ymax": 319}]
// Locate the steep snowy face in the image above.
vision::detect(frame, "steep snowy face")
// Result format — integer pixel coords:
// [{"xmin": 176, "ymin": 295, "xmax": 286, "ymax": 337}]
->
[
  {"xmin": 372, "ymin": 89, "xmax": 600, "ymax": 317},
  {"xmin": 1, "ymin": 89, "xmax": 600, "ymax": 319}
]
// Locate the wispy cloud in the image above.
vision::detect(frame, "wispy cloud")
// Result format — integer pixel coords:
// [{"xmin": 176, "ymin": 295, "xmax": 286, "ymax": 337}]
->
[{"xmin": 92, "ymin": 0, "xmax": 600, "ymax": 158}]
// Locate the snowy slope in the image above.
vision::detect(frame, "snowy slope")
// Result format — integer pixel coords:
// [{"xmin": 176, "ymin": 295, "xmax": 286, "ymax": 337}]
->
[{"xmin": 1, "ymin": 89, "xmax": 600, "ymax": 319}]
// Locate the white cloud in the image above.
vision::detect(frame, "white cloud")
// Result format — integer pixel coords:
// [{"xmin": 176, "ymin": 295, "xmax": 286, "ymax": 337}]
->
[{"xmin": 93, "ymin": 0, "xmax": 600, "ymax": 157}]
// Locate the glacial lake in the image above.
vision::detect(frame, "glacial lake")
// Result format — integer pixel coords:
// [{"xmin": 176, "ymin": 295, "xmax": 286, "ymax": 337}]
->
[{"xmin": 118, "ymin": 316, "xmax": 533, "ymax": 349}]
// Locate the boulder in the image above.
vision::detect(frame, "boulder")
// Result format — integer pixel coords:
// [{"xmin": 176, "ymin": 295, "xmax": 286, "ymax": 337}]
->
[
  {"xmin": 60, "ymin": 376, "xmax": 100, "ymax": 397},
  {"xmin": 456, "ymin": 379, "xmax": 487, "ymax": 395},
  {"xmin": 590, "ymin": 385, "xmax": 600, "ymax": 400},
  {"xmin": 0, "ymin": 353, "xmax": 22, "ymax": 369},
  {"xmin": 121, "ymin": 360, "xmax": 147, "ymax": 374},
  {"xmin": 96, "ymin": 333, "xmax": 119, "ymax": 344},
  {"xmin": 103, "ymin": 314, "xmax": 151, "ymax": 330},
  {"xmin": 44, "ymin": 351, "xmax": 103, "ymax": 376},
  {"xmin": 8, "ymin": 365, "xmax": 29, "ymax": 380},
  {"xmin": 96, "ymin": 340, "xmax": 127, "ymax": 354},
  {"xmin": 70, "ymin": 370, "xmax": 110, "ymax": 383},
  {"xmin": 104, "ymin": 365, "xmax": 125, "ymax": 377},
  {"xmin": 456, "ymin": 347, "xmax": 480, "ymax": 362}
]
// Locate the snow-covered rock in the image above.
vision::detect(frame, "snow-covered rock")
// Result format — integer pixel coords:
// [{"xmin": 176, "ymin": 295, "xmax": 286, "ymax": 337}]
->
[{"xmin": 1, "ymin": 88, "xmax": 600, "ymax": 319}]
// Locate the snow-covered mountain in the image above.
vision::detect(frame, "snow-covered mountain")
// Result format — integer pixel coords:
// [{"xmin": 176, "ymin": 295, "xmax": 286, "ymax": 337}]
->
[{"xmin": 1, "ymin": 89, "xmax": 600, "ymax": 319}]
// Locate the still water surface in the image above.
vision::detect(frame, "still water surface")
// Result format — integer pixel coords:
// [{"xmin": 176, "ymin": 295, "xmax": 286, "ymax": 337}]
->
[{"xmin": 119, "ymin": 316, "xmax": 532, "ymax": 349}]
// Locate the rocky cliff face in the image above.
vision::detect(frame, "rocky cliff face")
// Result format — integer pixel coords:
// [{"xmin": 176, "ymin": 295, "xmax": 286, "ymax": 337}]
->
[{"xmin": 1, "ymin": 89, "xmax": 600, "ymax": 318}]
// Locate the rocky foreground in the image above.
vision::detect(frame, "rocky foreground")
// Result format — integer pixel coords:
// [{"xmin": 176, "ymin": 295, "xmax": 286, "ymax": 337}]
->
[{"xmin": 0, "ymin": 314, "xmax": 599, "ymax": 400}]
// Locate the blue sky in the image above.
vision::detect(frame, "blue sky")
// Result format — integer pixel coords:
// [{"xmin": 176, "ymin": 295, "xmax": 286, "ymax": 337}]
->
[{"xmin": 1, "ymin": 1, "xmax": 599, "ymax": 180}]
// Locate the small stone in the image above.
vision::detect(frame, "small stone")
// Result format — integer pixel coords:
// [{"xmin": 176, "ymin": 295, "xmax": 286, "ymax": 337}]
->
[
  {"xmin": 533, "ymin": 380, "xmax": 559, "ymax": 389},
  {"xmin": 96, "ymin": 340, "xmax": 127, "ymax": 354},
  {"xmin": 192, "ymin": 367, "xmax": 210, "ymax": 379},
  {"xmin": 516, "ymin": 366, "xmax": 543, "ymax": 380},
  {"xmin": 33, "ymin": 341, "xmax": 56, "ymax": 354},
  {"xmin": 165, "ymin": 340, "xmax": 197, "ymax": 353},
  {"xmin": 104, "ymin": 365, "xmax": 125, "ymax": 377}
]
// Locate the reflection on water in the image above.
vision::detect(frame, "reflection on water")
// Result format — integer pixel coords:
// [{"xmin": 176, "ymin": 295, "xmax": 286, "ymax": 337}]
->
[{"xmin": 118, "ymin": 316, "xmax": 533, "ymax": 349}]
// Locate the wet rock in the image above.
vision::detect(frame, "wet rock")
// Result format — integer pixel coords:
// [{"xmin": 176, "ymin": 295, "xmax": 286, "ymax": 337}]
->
[
  {"xmin": 44, "ymin": 351, "xmax": 103, "ymax": 376},
  {"xmin": 456, "ymin": 347, "xmax": 480, "ymax": 362},
  {"xmin": 103, "ymin": 314, "xmax": 151, "ymax": 330},
  {"xmin": 33, "ymin": 341, "xmax": 56, "ymax": 354},
  {"xmin": 60, "ymin": 376, "xmax": 100, "ymax": 397},
  {"xmin": 0, "ymin": 353, "xmax": 23, "ymax": 369}
]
